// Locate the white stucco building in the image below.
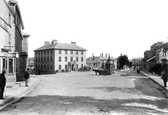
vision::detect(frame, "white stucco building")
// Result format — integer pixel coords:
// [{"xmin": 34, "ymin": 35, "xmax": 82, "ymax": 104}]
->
[{"xmin": 34, "ymin": 40, "xmax": 87, "ymax": 74}]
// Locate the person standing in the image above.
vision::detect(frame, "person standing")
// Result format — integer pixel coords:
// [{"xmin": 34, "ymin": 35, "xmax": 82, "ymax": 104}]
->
[
  {"xmin": 161, "ymin": 59, "xmax": 168, "ymax": 87},
  {"xmin": 0, "ymin": 68, "xmax": 6, "ymax": 99},
  {"xmin": 24, "ymin": 68, "xmax": 30, "ymax": 87},
  {"xmin": 161, "ymin": 70, "xmax": 168, "ymax": 87}
]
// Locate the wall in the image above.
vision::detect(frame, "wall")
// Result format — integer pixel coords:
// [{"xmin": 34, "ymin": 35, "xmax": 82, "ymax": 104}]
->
[
  {"xmin": 0, "ymin": 0, "xmax": 16, "ymax": 87},
  {"xmin": 54, "ymin": 50, "xmax": 86, "ymax": 71}
]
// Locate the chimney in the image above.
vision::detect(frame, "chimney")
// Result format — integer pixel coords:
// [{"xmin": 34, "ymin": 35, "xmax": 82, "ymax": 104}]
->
[
  {"xmin": 44, "ymin": 41, "xmax": 50, "ymax": 46},
  {"xmin": 92, "ymin": 53, "xmax": 94, "ymax": 60},
  {"xmin": 51, "ymin": 40, "xmax": 58, "ymax": 45},
  {"xmin": 71, "ymin": 42, "xmax": 76, "ymax": 45}
]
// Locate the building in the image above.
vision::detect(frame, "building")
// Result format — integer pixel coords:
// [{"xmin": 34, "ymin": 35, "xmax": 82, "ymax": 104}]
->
[
  {"xmin": 8, "ymin": 0, "xmax": 30, "ymax": 81},
  {"xmin": 132, "ymin": 58, "xmax": 142, "ymax": 66},
  {"xmin": 86, "ymin": 53, "xmax": 117, "ymax": 69},
  {"xmin": 86, "ymin": 56, "xmax": 102, "ymax": 69},
  {"xmin": 34, "ymin": 40, "xmax": 87, "ymax": 74},
  {"xmin": 0, "ymin": 0, "xmax": 17, "ymax": 87},
  {"xmin": 144, "ymin": 42, "xmax": 168, "ymax": 72}
]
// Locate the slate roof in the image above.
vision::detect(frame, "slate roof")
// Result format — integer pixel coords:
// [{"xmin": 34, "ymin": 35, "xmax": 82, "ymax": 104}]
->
[
  {"xmin": 34, "ymin": 43, "xmax": 87, "ymax": 51},
  {"xmin": 86, "ymin": 59, "xmax": 103, "ymax": 64},
  {"xmin": 99, "ymin": 57, "xmax": 114, "ymax": 61}
]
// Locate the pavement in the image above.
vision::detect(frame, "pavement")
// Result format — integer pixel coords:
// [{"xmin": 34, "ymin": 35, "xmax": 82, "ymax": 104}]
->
[
  {"xmin": 140, "ymin": 71, "xmax": 168, "ymax": 90},
  {"xmin": 0, "ymin": 76, "xmax": 40, "ymax": 111}
]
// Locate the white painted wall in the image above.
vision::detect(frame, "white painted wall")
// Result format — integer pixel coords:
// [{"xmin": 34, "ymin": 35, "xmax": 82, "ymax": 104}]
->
[{"xmin": 54, "ymin": 50, "xmax": 86, "ymax": 71}]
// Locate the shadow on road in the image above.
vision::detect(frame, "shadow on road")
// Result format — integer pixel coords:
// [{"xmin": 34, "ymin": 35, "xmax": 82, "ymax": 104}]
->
[{"xmin": 1, "ymin": 95, "xmax": 168, "ymax": 115}]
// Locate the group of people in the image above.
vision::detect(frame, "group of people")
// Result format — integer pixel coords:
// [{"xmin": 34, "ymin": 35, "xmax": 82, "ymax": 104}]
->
[{"xmin": 0, "ymin": 68, "xmax": 30, "ymax": 99}]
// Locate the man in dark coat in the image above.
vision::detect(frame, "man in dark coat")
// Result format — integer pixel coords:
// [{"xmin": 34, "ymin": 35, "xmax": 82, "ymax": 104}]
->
[
  {"xmin": 24, "ymin": 68, "xmax": 30, "ymax": 87},
  {"xmin": 0, "ymin": 68, "xmax": 6, "ymax": 99},
  {"xmin": 161, "ymin": 59, "xmax": 168, "ymax": 87}
]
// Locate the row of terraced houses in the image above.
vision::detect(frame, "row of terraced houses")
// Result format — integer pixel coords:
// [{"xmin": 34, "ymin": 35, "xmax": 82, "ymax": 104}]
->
[{"xmin": 0, "ymin": 0, "xmax": 30, "ymax": 87}]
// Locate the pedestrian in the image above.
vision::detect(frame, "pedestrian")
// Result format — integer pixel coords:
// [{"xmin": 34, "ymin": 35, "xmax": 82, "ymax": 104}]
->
[
  {"xmin": 161, "ymin": 59, "xmax": 168, "ymax": 87},
  {"xmin": 137, "ymin": 67, "xmax": 140, "ymax": 74},
  {"xmin": 161, "ymin": 70, "xmax": 168, "ymax": 87},
  {"xmin": 24, "ymin": 68, "xmax": 30, "ymax": 87},
  {"xmin": 0, "ymin": 68, "xmax": 6, "ymax": 99}
]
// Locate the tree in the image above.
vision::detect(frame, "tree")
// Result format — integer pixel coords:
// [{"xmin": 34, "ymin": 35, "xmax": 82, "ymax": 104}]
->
[{"xmin": 117, "ymin": 54, "xmax": 129, "ymax": 69}]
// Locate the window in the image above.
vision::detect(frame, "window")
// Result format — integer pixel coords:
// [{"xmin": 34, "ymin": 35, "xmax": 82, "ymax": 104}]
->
[
  {"xmin": 71, "ymin": 50, "xmax": 73, "ymax": 54},
  {"xmin": 65, "ymin": 50, "xmax": 68, "ymax": 54},
  {"xmin": 51, "ymin": 57, "xmax": 52, "ymax": 62},
  {"xmin": 41, "ymin": 57, "xmax": 43, "ymax": 62},
  {"xmin": 81, "ymin": 51, "xmax": 83, "ymax": 55},
  {"xmin": 51, "ymin": 65, "xmax": 53, "ymax": 70},
  {"xmin": 51, "ymin": 50, "xmax": 53, "ymax": 54},
  {"xmin": 59, "ymin": 65, "xmax": 61, "ymax": 70},
  {"xmin": 59, "ymin": 50, "xmax": 61, "ymax": 54},
  {"xmin": 65, "ymin": 57, "xmax": 67, "ymax": 62},
  {"xmin": 76, "ymin": 51, "xmax": 78, "ymax": 55},
  {"xmin": 71, "ymin": 57, "xmax": 73, "ymax": 61},
  {"xmin": 44, "ymin": 57, "xmax": 46, "ymax": 62},
  {"xmin": 65, "ymin": 65, "xmax": 67, "ymax": 70},
  {"xmin": 59, "ymin": 57, "xmax": 61, "ymax": 62},
  {"xmin": 47, "ymin": 65, "xmax": 49, "ymax": 69},
  {"xmin": 44, "ymin": 51, "xmax": 46, "ymax": 55},
  {"xmin": 47, "ymin": 57, "xmax": 49, "ymax": 62},
  {"xmin": 76, "ymin": 57, "xmax": 78, "ymax": 62},
  {"xmin": 9, "ymin": 14, "xmax": 11, "ymax": 26},
  {"xmin": 47, "ymin": 50, "xmax": 49, "ymax": 55},
  {"xmin": 41, "ymin": 64, "xmax": 43, "ymax": 69},
  {"xmin": 9, "ymin": 59, "xmax": 13, "ymax": 73},
  {"xmin": 81, "ymin": 57, "xmax": 83, "ymax": 62},
  {"xmin": 44, "ymin": 65, "xmax": 46, "ymax": 69}
]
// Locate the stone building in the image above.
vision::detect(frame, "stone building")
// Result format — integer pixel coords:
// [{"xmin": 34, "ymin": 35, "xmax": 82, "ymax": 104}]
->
[
  {"xmin": 0, "ymin": 0, "xmax": 16, "ymax": 87},
  {"xmin": 8, "ymin": 0, "xmax": 30, "ymax": 81},
  {"xmin": 34, "ymin": 40, "xmax": 87, "ymax": 74}
]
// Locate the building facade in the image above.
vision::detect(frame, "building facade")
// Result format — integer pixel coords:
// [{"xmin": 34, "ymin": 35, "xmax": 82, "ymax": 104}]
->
[
  {"xmin": 132, "ymin": 58, "xmax": 142, "ymax": 66},
  {"xmin": 8, "ymin": 0, "xmax": 30, "ymax": 81},
  {"xmin": 86, "ymin": 53, "xmax": 118, "ymax": 70},
  {"xmin": 0, "ymin": 0, "xmax": 17, "ymax": 87},
  {"xmin": 0, "ymin": 0, "xmax": 29, "ymax": 88},
  {"xmin": 34, "ymin": 40, "xmax": 87, "ymax": 74}
]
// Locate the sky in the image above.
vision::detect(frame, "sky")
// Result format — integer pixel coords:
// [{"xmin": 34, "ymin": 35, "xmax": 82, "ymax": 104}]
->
[{"xmin": 16, "ymin": 0, "xmax": 168, "ymax": 59}]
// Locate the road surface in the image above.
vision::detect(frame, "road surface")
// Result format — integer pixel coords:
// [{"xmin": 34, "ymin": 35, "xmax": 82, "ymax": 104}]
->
[{"xmin": 1, "ymin": 70, "xmax": 168, "ymax": 115}]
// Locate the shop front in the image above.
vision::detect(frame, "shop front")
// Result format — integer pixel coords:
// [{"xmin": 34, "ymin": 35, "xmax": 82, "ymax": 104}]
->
[{"xmin": 0, "ymin": 49, "xmax": 17, "ymax": 88}]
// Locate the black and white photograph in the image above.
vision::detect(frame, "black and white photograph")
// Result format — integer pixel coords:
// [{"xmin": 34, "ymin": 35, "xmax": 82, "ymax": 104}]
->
[{"xmin": 0, "ymin": 0, "xmax": 168, "ymax": 114}]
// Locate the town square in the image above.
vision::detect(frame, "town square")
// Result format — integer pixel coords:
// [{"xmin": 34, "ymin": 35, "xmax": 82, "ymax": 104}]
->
[{"xmin": 1, "ymin": 0, "xmax": 168, "ymax": 115}]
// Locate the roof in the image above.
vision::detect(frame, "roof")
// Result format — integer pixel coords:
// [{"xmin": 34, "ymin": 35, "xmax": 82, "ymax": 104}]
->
[
  {"xmin": 9, "ymin": 0, "xmax": 24, "ymax": 29},
  {"xmin": 34, "ymin": 43, "xmax": 87, "ymax": 51},
  {"xmin": 99, "ymin": 57, "xmax": 114, "ymax": 61},
  {"xmin": 23, "ymin": 32, "xmax": 30, "ymax": 38},
  {"xmin": 86, "ymin": 59, "xmax": 102, "ymax": 64}
]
